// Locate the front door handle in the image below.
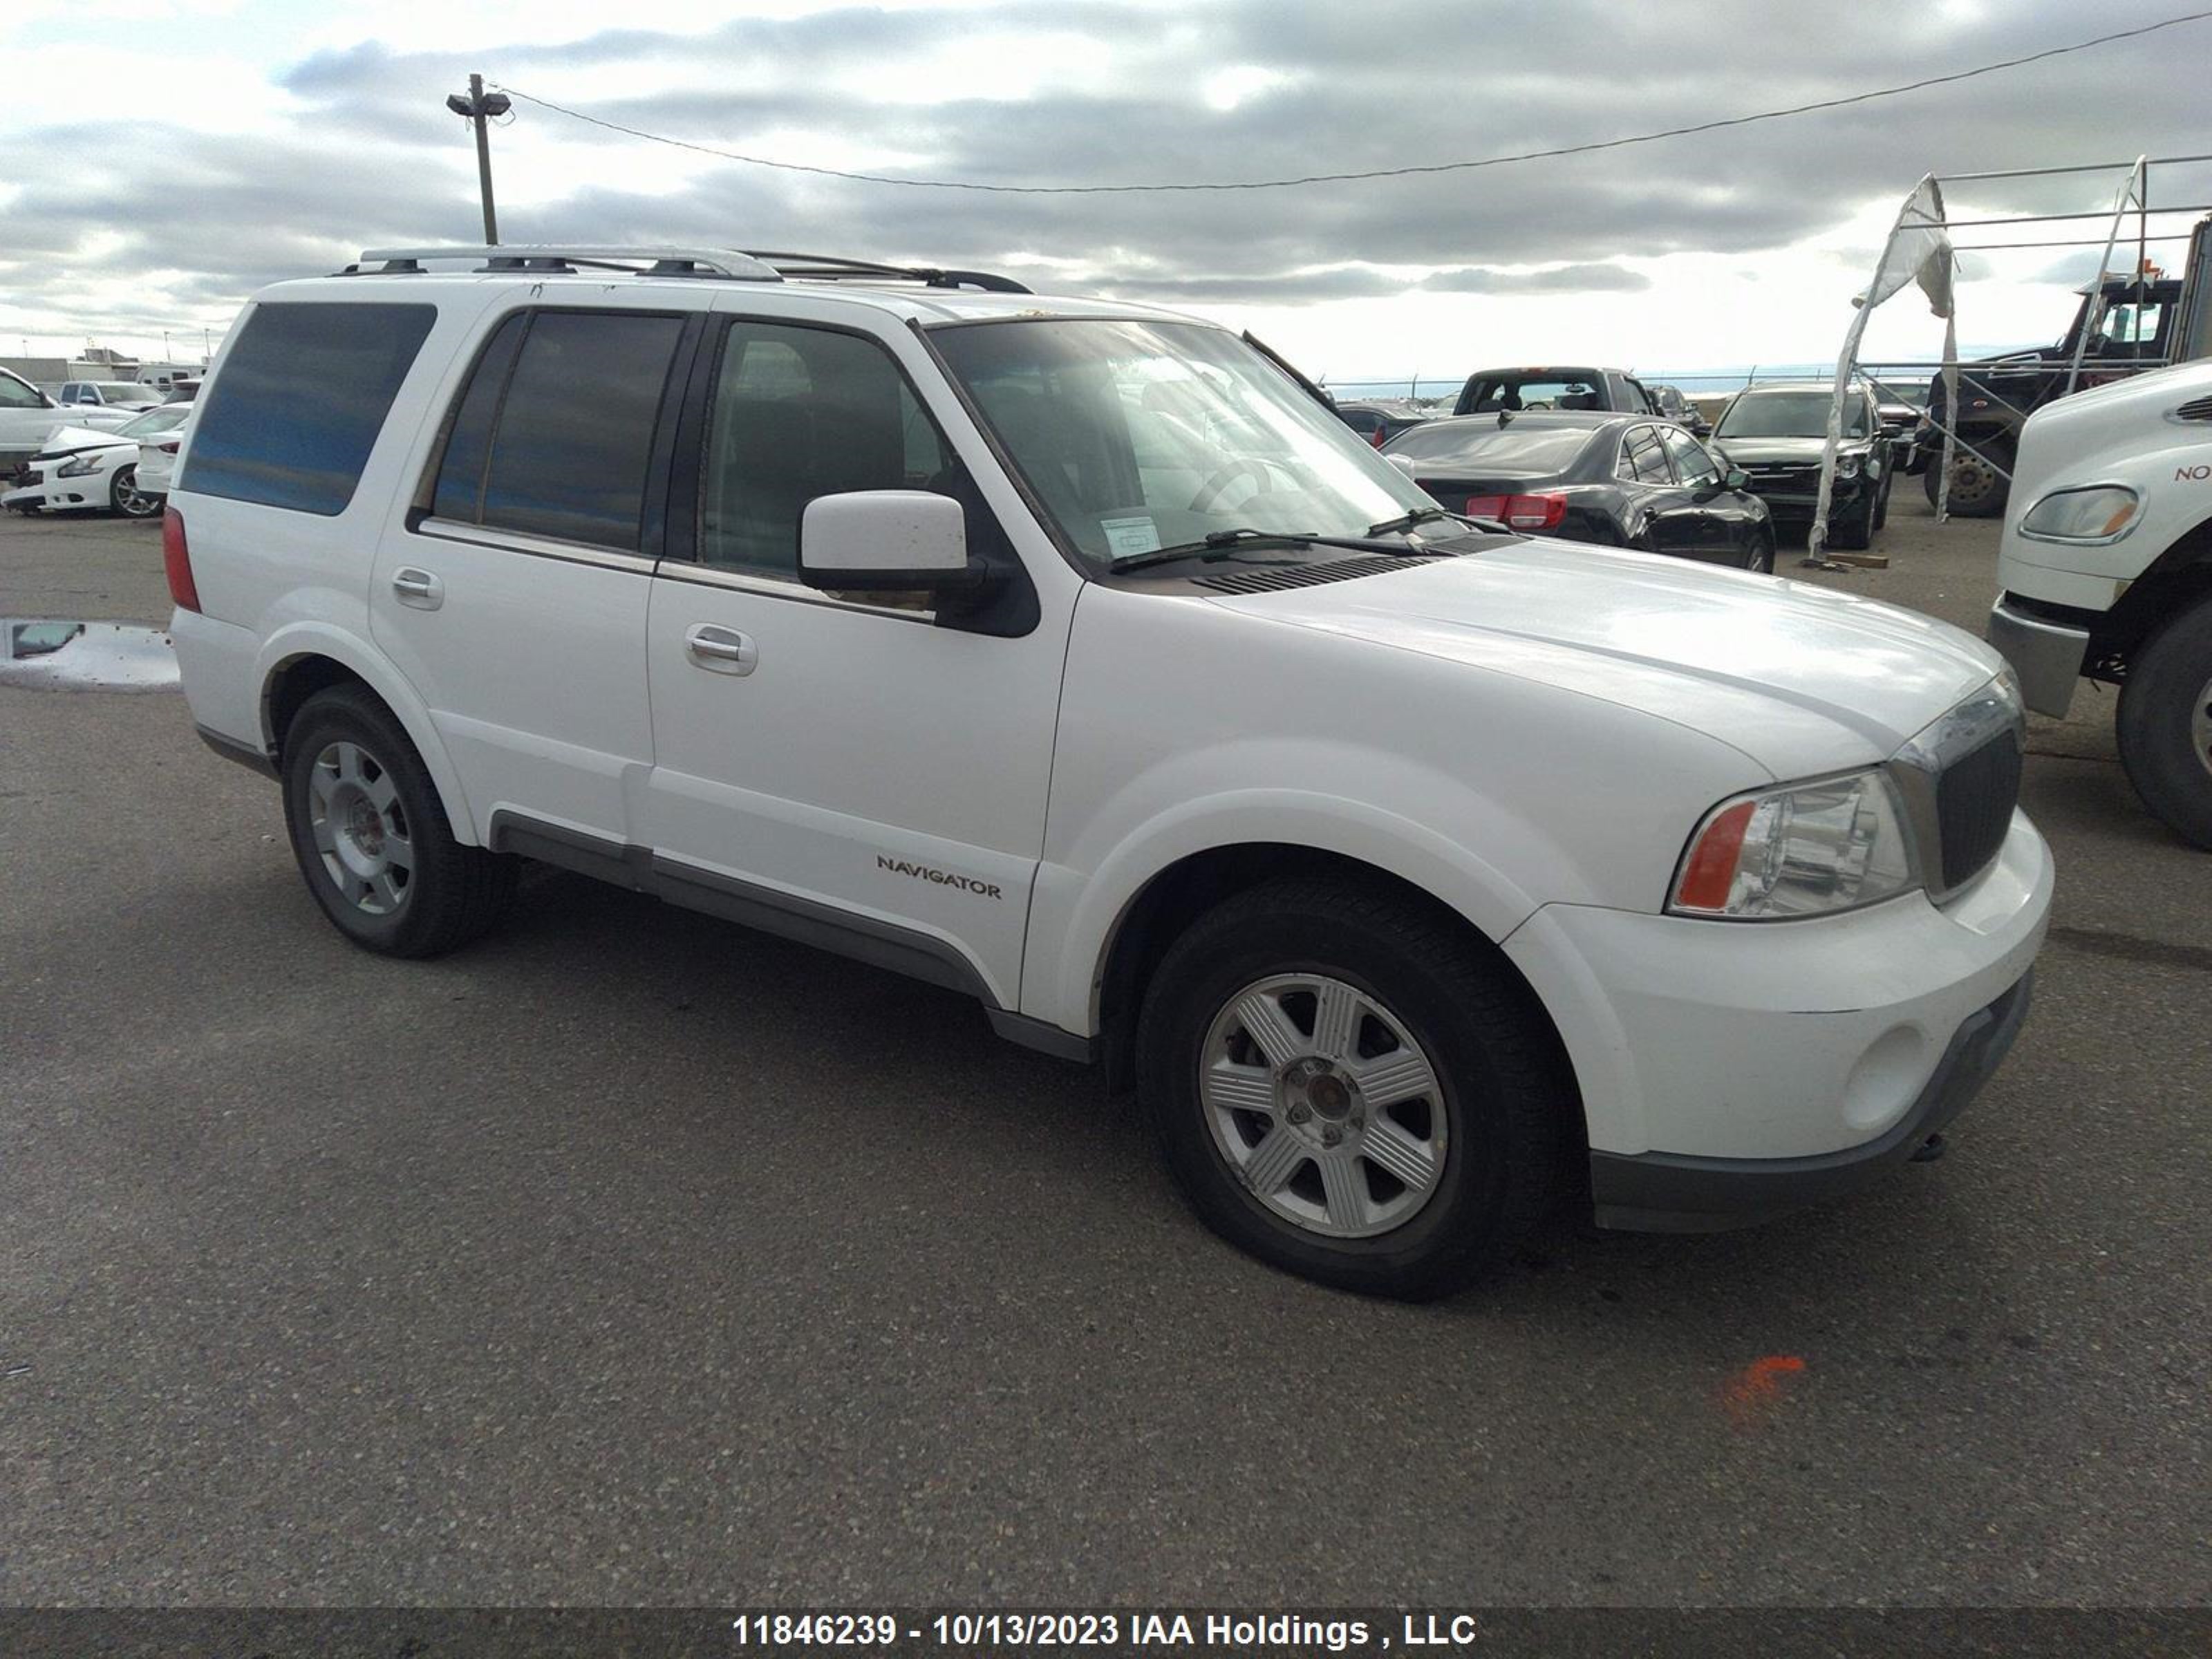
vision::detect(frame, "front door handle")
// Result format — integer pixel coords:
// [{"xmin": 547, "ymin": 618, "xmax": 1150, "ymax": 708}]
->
[
  {"xmin": 684, "ymin": 623, "xmax": 758, "ymax": 676},
  {"xmin": 391, "ymin": 568, "xmax": 444, "ymax": 610}
]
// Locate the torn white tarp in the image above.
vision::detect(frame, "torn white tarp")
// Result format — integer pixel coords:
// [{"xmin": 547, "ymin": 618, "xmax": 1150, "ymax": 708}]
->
[{"xmin": 1810, "ymin": 175, "xmax": 1958, "ymax": 558}]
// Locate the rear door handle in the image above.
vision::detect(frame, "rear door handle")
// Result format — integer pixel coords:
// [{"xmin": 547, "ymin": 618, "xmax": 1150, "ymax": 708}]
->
[
  {"xmin": 684, "ymin": 623, "xmax": 758, "ymax": 675},
  {"xmin": 391, "ymin": 568, "xmax": 444, "ymax": 610}
]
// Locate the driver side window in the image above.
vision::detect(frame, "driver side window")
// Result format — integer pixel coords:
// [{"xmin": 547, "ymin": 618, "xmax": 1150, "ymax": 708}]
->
[
  {"xmin": 697, "ymin": 321, "xmax": 965, "ymax": 590},
  {"xmin": 0, "ymin": 375, "xmax": 44, "ymax": 410}
]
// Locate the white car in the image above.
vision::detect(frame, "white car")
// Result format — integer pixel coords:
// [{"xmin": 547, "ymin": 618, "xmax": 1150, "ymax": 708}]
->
[
  {"xmin": 168, "ymin": 245, "xmax": 2050, "ymax": 1297},
  {"xmin": 1988, "ymin": 359, "xmax": 2212, "ymax": 846},
  {"xmin": 3, "ymin": 405, "xmax": 184, "ymax": 518},
  {"xmin": 135, "ymin": 405, "xmax": 193, "ymax": 497}
]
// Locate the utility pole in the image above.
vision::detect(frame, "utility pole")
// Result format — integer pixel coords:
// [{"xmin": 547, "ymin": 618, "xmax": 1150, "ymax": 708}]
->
[{"xmin": 446, "ymin": 73, "xmax": 512, "ymax": 244}]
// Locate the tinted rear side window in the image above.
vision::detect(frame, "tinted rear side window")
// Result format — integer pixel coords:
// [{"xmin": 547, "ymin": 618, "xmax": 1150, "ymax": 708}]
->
[
  {"xmin": 429, "ymin": 312, "xmax": 527, "ymax": 525},
  {"xmin": 440, "ymin": 310, "xmax": 685, "ymax": 550},
  {"xmin": 183, "ymin": 302, "xmax": 435, "ymax": 515}
]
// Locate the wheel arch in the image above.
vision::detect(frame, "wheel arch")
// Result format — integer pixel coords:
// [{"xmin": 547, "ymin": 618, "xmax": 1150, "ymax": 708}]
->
[
  {"xmin": 2089, "ymin": 512, "xmax": 2212, "ymax": 671},
  {"xmin": 1091, "ymin": 841, "xmax": 1586, "ymax": 1155},
  {"xmin": 255, "ymin": 625, "xmax": 482, "ymax": 845}
]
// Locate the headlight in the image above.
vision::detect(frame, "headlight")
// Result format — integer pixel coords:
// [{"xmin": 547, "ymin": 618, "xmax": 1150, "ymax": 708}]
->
[
  {"xmin": 55, "ymin": 453, "xmax": 108, "ymax": 478},
  {"xmin": 2019, "ymin": 485, "xmax": 2139, "ymax": 543},
  {"xmin": 1835, "ymin": 454, "xmax": 1862, "ymax": 480},
  {"xmin": 1669, "ymin": 769, "xmax": 1918, "ymax": 920}
]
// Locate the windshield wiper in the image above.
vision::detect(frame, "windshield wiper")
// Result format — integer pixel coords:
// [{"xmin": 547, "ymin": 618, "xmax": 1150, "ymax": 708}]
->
[
  {"xmin": 1364, "ymin": 505, "xmax": 1501, "ymax": 538},
  {"xmin": 1109, "ymin": 526, "xmax": 1438, "ymax": 575}
]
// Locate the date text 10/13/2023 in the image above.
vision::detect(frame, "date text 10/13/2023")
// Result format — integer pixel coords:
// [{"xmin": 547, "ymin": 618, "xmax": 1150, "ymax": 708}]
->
[{"xmin": 727, "ymin": 1611, "xmax": 1493, "ymax": 1650}]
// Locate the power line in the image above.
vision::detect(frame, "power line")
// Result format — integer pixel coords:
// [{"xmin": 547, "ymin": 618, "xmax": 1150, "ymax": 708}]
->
[{"xmin": 494, "ymin": 8, "xmax": 2212, "ymax": 196}]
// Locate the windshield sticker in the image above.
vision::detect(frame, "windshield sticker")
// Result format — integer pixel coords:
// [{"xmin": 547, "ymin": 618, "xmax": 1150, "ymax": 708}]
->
[{"xmin": 1100, "ymin": 516, "xmax": 1163, "ymax": 556}]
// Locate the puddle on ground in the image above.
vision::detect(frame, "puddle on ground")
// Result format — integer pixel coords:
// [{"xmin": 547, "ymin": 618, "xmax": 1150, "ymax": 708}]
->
[{"xmin": 0, "ymin": 619, "xmax": 179, "ymax": 692}]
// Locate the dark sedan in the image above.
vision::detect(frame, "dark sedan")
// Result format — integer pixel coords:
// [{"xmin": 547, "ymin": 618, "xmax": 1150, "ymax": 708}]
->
[
  {"xmin": 1335, "ymin": 400, "xmax": 1432, "ymax": 448},
  {"xmin": 1381, "ymin": 411, "xmax": 1776, "ymax": 571}
]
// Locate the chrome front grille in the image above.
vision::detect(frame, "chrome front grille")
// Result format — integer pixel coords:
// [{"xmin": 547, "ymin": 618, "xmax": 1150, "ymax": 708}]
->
[{"xmin": 1888, "ymin": 679, "xmax": 2027, "ymax": 901}]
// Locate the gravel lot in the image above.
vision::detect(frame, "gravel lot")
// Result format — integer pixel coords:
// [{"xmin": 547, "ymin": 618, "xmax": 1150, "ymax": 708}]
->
[{"xmin": 1, "ymin": 499, "xmax": 2205, "ymax": 1607}]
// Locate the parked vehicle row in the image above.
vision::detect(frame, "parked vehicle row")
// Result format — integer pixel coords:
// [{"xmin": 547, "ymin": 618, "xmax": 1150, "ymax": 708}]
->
[
  {"xmin": 3, "ymin": 405, "xmax": 186, "ymax": 518},
  {"xmin": 162, "ymin": 244, "xmax": 2044, "ymax": 1300}
]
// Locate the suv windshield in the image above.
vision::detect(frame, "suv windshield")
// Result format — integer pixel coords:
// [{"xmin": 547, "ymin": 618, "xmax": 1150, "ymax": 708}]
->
[
  {"xmin": 1717, "ymin": 391, "xmax": 1871, "ymax": 440},
  {"xmin": 930, "ymin": 319, "xmax": 1425, "ymax": 570}
]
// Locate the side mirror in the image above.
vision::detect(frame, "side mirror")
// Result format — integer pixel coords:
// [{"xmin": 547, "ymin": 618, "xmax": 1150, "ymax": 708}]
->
[
  {"xmin": 799, "ymin": 490, "xmax": 983, "ymax": 592},
  {"xmin": 1725, "ymin": 468, "xmax": 1750, "ymax": 490}
]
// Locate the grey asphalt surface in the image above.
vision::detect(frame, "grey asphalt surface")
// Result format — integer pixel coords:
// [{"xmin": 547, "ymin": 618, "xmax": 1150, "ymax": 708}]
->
[{"xmin": 1, "ymin": 499, "xmax": 2206, "ymax": 1608}]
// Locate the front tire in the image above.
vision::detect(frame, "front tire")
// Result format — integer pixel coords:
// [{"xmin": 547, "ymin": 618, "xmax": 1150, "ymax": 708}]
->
[
  {"xmin": 281, "ymin": 686, "xmax": 515, "ymax": 956},
  {"xmin": 2116, "ymin": 604, "xmax": 2212, "ymax": 850},
  {"xmin": 1828, "ymin": 484, "xmax": 1877, "ymax": 550},
  {"xmin": 1136, "ymin": 877, "xmax": 1569, "ymax": 1300},
  {"xmin": 1746, "ymin": 525, "xmax": 1777, "ymax": 573},
  {"xmin": 1924, "ymin": 435, "xmax": 2012, "ymax": 518},
  {"xmin": 110, "ymin": 465, "xmax": 160, "ymax": 519}
]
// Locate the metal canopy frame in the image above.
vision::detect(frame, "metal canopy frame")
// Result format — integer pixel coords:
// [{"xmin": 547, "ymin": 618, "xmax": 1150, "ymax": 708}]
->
[{"xmin": 1808, "ymin": 153, "xmax": 2212, "ymax": 559}]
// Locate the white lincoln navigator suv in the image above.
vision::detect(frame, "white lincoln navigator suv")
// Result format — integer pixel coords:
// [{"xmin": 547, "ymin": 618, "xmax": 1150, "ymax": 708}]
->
[{"xmin": 167, "ymin": 245, "xmax": 2052, "ymax": 1298}]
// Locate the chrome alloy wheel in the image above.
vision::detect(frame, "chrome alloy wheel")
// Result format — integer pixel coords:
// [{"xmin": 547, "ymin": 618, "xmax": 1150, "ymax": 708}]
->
[
  {"xmin": 2193, "ymin": 673, "xmax": 2212, "ymax": 782},
  {"xmin": 307, "ymin": 740, "xmax": 413, "ymax": 915},
  {"xmin": 1199, "ymin": 973, "xmax": 1450, "ymax": 1239}
]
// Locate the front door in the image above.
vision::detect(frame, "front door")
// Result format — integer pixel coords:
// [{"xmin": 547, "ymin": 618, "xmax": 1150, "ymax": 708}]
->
[
  {"xmin": 1658, "ymin": 425, "xmax": 1738, "ymax": 563},
  {"xmin": 1620, "ymin": 424, "xmax": 1702, "ymax": 558},
  {"xmin": 371, "ymin": 301, "xmax": 697, "ymax": 846},
  {"xmin": 639, "ymin": 311, "xmax": 1069, "ymax": 1009}
]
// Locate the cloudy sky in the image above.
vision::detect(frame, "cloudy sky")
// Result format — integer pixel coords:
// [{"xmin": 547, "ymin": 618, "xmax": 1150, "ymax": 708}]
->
[{"xmin": 3, "ymin": 0, "xmax": 2209, "ymax": 384}]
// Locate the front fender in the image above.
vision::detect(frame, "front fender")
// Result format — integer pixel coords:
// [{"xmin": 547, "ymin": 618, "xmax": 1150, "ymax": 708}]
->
[
  {"xmin": 253, "ymin": 619, "xmax": 482, "ymax": 846},
  {"xmin": 1021, "ymin": 782, "xmax": 1544, "ymax": 1039}
]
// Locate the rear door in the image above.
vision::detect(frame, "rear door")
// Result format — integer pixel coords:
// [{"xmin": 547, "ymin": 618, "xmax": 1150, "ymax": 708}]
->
[{"xmin": 370, "ymin": 299, "xmax": 700, "ymax": 848}]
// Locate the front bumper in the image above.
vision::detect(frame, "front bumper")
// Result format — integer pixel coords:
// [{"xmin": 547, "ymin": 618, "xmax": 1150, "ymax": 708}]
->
[
  {"xmin": 1746, "ymin": 474, "xmax": 1871, "ymax": 517},
  {"xmin": 1504, "ymin": 807, "xmax": 2052, "ymax": 1225},
  {"xmin": 3, "ymin": 459, "xmax": 107, "ymax": 512},
  {"xmin": 1588, "ymin": 971, "xmax": 2032, "ymax": 1230},
  {"xmin": 1987, "ymin": 595, "xmax": 2088, "ymax": 718}
]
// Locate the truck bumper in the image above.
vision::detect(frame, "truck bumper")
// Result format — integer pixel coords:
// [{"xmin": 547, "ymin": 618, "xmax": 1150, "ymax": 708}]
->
[
  {"xmin": 1588, "ymin": 971, "xmax": 2033, "ymax": 1231},
  {"xmin": 1987, "ymin": 596, "xmax": 2088, "ymax": 718}
]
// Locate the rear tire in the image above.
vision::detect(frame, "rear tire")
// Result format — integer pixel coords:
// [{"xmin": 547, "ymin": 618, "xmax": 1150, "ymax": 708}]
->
[
  {"xmin": 281, "ymin": 686, "xmax": 515, "ymax": 957},
  {"xmin": 2115, "ymin": 603, "xmax": 2212, "ymax": 850},
  {"xmin": 1135, "ymin": 877, "xmax": 1570, "ymax": 1300}
]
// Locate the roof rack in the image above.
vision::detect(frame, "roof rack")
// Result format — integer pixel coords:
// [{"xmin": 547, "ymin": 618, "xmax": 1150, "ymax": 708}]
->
[
  {"xmin": 742, "ymin": 251, "xmax": 1031, "ymax": 294},
  {"xmin": 339, "ymin": 245, "xmax": 1032, "ymax": 294},
  {"xmin": 348, "ymin": 245, "xmax": 782, "ymax": 280}
]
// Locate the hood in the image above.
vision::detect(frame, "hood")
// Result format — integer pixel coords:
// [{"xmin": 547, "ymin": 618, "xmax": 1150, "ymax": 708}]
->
[
  {"xmin": 1206, "ymin": 538, "xmax": 2003, "ymax": 775},
  {"xmin": 35, "ymin": 425, "xmax": 129, "ymax": 458},
  {"xmin": 1712, "ymin": 435, "xmax": 1871, "ymax": 465}
]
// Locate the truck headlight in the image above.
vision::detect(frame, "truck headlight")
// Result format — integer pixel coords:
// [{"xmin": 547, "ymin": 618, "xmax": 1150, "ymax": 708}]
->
[
  {"xmin": 1669, "ymin": 770, "xmax": 1918, "ymax": 920},
  {"xmin": 56, "ymin": 453, "xmax": 108, "ymax": 478},
  {"xmin": 2019, "ymin": 485, "xmax": 2139, "ymax": 543}
]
